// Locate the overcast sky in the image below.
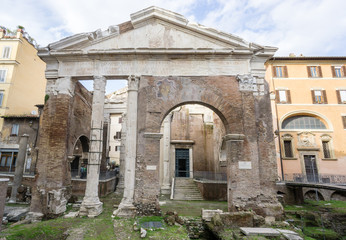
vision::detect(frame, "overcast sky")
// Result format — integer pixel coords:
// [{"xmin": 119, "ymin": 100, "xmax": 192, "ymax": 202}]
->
[{"xmin": 1, "ymin": 0, "xmax": 345, "ymax": 92}]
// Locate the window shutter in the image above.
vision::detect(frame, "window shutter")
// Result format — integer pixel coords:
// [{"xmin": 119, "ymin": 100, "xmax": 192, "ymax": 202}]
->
[
  {"xmin": 0, "ymin": 93, "xmax": 3, "ymax": 107},
  {"xmin": 272, "ymin": 66, "xmax": 277, "ymax": 77},
  {"xmin": 342, "ymin": 66, "xmax": 346, "ymax": 77},
  {"xmin": 283, "ymin": 66, "xmax": 288, "ymax": 78},
  {"xmin": 275, "ymin": 90, "xmax": 280, "ymax": 103},
  {"xmin": 343, "ymin": 116, "xmax": 346, "ymax": 129},
  {"xmin": 307, "ymin": 66, "xmax": 312, "ymax": 77},
  {"xmin": 336, "ymin": 90, "xmax": 341, "ymax": 104},
  {"xmin": 331, "ymin": 66, "xmax": 336, "ymax": 77},
  {"xmin": 322, "ymin": 90, "xmax": 328, "ymax": 104},
  {"xmin": 318, "ymin": 66, "xmax": 323, "ymax": 77},
  {"xmin": 311, "ymin": 90, "xmax": 316, "ymax": 103},
  {"xmin": 286, "ymin": 90, "xmax": 291, "ymax": 103}
]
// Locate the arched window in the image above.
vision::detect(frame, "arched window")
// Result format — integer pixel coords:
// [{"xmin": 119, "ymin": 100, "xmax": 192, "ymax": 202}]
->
[{"xmin": 282, "ymin": 115, "xmax": 326, "ymax": 129}]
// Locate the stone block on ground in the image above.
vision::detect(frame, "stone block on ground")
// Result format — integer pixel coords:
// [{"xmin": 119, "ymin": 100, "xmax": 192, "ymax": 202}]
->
[
  {"xmin": 240, "ymin": 227, "xmax": 280, "ymax": 237},
  {"xmin": 64, "ymin": 211, "xmax": 79, "ymax": 218},
  {"xmin": 202, "ymin": 209, "xmax": 223, "ymax": 222},
  {"xmin": 6, "ymin": 207, "xmax": 29, "ymax": 222},
  {"xmin": 220, "ymin": 211, "xmax": 254, "ymax": 227}
]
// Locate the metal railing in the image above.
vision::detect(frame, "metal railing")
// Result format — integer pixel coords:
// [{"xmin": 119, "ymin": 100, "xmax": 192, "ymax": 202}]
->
[
  {"xmin": 284, "ymin": 173, "xmax": 346, "ymax": 184},
  {"xmin": 0, "ymin": 170, "xmax": 35, "ymax": 176},
  {"xmin": 193, "ymin": 171, "xmax": 227, "ymax": 182},
  {"xmin": 70, "ymin": 169, "xmax": 118, "ymax": 180}
]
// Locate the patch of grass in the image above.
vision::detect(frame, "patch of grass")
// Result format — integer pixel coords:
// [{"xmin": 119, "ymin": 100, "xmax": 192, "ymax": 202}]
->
[
  {"xmin": 160, "ymin": 199, "xmax": 228, "ymax": 217},
  {"xmin": 4, "ymin": 221, "xmax": 70, "ymax": 240},
  {"xmin": 303, "ymin": 227, "xmax": 340, "ymax": 240},
  {"xmin": 137, "ymin": 216, "xmax": 163, "ymax": 225},
  {"xmin": 306, "ymin": 200, "xmax": 346, "ymax": 213}
]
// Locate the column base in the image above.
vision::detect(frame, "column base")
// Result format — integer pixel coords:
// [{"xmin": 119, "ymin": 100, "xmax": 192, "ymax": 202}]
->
[
  {"xmin": 26, "ymin": 212, "xmax": 44, "ymax": 223},
  {"xmin": 229, "ymin": 198, "xmax": 283, "ymax": 220},
  {"xmin": 160, "ymin": 185, "xmax": 171, "ymax": 195},
  {"xmin": 79, "ymin": 199, "xmax": 103, "ymax": 218},
  {"xmin": 113, "ymin": 202, "xmax": 136, "ymax": 218}
]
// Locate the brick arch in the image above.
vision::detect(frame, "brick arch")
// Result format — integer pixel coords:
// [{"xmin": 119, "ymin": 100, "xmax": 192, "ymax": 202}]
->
[
  {"xmin": 160, "ymin": 101, "xmax": 228, "ymax": 133},
  {"xmin": 138, "ymin": 76, "xmax": 244, "ymax": 135}
]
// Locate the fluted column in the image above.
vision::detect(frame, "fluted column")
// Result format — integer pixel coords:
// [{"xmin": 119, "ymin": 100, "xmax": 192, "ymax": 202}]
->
[
  {"xmin": 80, "ymin": 75, "xmax": 106, "ymax": 217},
  {"xmin": 114, "ymin": 75, "xmax": 139, "ymax": 217},
  {"xmin": 161, "ymin": 113, "xmax": 171, "ymax": 194}
]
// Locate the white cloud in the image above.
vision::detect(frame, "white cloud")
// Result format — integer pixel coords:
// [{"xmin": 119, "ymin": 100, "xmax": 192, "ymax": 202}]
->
[{"xmin": 1, "ymin": 0, "xmax": 345, "ymax": 56}]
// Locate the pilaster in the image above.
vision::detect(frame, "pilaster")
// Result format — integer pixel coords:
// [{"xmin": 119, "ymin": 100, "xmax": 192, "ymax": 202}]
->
[{"xmin": 161, "ymin": 113, "xmax": 171, "ymax": 194}]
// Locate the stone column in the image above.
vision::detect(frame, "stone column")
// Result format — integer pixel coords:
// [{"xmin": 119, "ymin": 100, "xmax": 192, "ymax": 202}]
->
[
  {"xmin": 9, "ymin": 134, "xmax": 29, "ymax": 203},
  {"xmin": 0, "ymin": 178, "xmax": 9, "ymax": 230},
  {"xmin": 116, "ymin": 113, "xmax": 127, "ymax": 193},
  {"xmin": 161, "ymin": 113, "xmax": 171, "ymax": 194},
  {"xmin": 80, "ymin": 75, "xmax": 106, "ymax": 217},
  {"xmin": 114, "ymin": 76, "xmax": 139, "ymax": 217}
]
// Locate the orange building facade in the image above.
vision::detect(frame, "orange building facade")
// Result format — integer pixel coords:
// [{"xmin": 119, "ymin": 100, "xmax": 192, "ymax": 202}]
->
[{"xmin": 266, "ymin": 56, "xmax": 346, "ymax": 183}]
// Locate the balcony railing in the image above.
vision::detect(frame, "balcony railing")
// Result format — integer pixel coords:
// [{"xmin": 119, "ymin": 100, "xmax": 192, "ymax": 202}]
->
[{"xmin": 284, "ymin": 173, "xmax": 346, "ymax": 184}]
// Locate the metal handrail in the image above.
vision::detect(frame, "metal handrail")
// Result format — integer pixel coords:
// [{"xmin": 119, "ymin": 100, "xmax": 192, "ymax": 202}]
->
[{"xmin": 170, "ymin": 177, "xmax": 175, "ymax": 200}]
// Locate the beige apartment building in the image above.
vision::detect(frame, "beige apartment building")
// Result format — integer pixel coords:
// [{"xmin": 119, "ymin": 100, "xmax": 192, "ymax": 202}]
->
[
  {"xmin": 266, "ymin": 56, "xmax": 346, "ymax": 183},
  {"xmin": 0, "ymin": 28, "xmax": 46, "ymax": 173},
  {"xmin": 0, "ymin": 28, "xmax": 46, "ymax": 130}
]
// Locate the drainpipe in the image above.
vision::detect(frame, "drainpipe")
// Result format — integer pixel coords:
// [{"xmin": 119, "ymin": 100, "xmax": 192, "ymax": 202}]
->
[{"xmin": 270, "ymin": 67, "xmax": 285, "ymax": 181}]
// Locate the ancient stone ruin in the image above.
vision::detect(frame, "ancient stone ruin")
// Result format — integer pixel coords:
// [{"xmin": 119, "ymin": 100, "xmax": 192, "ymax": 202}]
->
[{"xmin": 29, "ymin": 6, "xmax": 282, "ymax": 220}]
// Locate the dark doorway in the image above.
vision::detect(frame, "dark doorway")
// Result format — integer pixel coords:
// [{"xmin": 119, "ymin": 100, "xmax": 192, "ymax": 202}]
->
[
  {"xmin": 175, "ymin": 149, "xmax": 189, "ymax": 177},
  {"xmin": 304, "ymin": 155, "xmax": 319, "ymax": 182}
]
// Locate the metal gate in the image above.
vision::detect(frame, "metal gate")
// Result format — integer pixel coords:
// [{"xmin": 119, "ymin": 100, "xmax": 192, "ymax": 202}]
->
[
  {"xmin": 175, "ymin": 149, "xmax": 189, "ymax": 177},
  {"xmin": 304, "ymin": 155, "xmax": 319, "ymax": 182}
]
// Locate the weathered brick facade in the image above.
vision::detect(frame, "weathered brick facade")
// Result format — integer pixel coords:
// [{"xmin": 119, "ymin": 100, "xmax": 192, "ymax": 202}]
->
[
  {"xmin": 134, "ymin": 76, "xmax": 281, "ymax": 217},
  {"xmin": 30, "ymin": 82, "xmax": 92, "ymax": 216}
]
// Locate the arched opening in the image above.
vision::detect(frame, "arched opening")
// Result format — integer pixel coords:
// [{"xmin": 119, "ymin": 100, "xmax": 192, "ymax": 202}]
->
[
  {"xmin": 304, "ymin": 190, "xmax": 324, "ymax": 201},
  {"xmin": 280, "ymin": 111, "xmax": 332, "ymax": 130},
  {"xmin": 71, "ymin": 135, "xmax": 89, "ymax": 179},
  {"xmin": 282, "ymin": 115, "xmax": 327, "ymax": 130},
  {"xmin": 159, "ymin": 103, "xmax": 227, "ymax": 201},
  {"xmin": 330, "ymin": 191, "xmax": 346, "ymax": 201}
]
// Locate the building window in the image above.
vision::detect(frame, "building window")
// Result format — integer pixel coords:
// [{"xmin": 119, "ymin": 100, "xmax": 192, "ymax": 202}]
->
[
  {"xmin": 331, "ymin": 66, "xmax": 345, "ymax": 78},
  {"xmin": 321, "ymin": 135, "xmax": 333, "ymax": 159},
  {"xmin": 118, "ymin": 117, "xmax": 122, "ymax": 123},
  {"xmin": 337, "ymin": 90, "xmax": 346, "ymax": 104},
  {"xmin": 114, "ymin": 131, "xmax": 121, "ymax": 140},
  {"xmin": 2, "ymin": 46, "xmax": 11, "ymax": 59},
  {"xmin": 283, "ymin": 140, "xmax": 293, "ymax": 158},
  {"xmin": 307, "ymin": 66, "xmax": 322, "ymax": 78},
  {"xmin": 282, "ymin": 115, "xmax": 327, "ymax": 129},
  {"xmin": 322, "ymin": 141, "xmax": 331, "ymax": 159},
  {"xmin": 11, "ymin": 124, "xmax": 19, "ymax": 136},
  {"xmin": 0, "ymin": 92, "xmax": 3, "ymax": 107},
  {"xmin": 273, "ymin": 66, "xmax": 288, "ymax": 78},
  {"xmin": 115, "ymin": 146, "xmax": 120, "ymax": 151},
  {"xmin": 342, "ymin": 116, "xmax": 346, "ymax": 129},
  {"xmin": 276, "ymin": 90, "xmax": 291, "ymax": 103},
  {"xmin": 311, "ymin": 90, "xmax": 327, "ymax": 104},
  {"xmin": 0, "ymin": 69, "xmax": 6, "ymax": 82}
]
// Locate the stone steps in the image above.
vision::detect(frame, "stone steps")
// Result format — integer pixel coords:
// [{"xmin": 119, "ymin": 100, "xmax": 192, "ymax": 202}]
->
[{"xmin": 173, "ymin": 178, "xmax": 204, "ymax": 200}]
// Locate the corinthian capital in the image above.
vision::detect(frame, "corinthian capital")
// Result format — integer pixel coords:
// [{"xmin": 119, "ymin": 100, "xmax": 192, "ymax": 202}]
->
[{"xmin": 128, "ymin": 75, "xmax": 140, "ymax": 91}]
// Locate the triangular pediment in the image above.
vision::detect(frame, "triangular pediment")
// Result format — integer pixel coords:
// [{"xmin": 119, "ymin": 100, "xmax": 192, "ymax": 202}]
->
[{"xmin": 46, "ymin": 6, "xmax": 276, "ymax": 55}]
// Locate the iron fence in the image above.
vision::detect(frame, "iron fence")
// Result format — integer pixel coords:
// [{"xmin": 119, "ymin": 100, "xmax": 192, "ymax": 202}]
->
[
  {"xmin": 0, "ymin": 170, "xmax": 35, "ymax": 176},
  {"xmin": 193, "ymin": 171, "xmax": 227, "ymax": 182},
  {"xmin": 284, "ymin": 173, "xmax": 346, "ymax": 184},
  {"xmin": 71, "ymin": 169, "xmax": 117, "ymax": 180}
]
